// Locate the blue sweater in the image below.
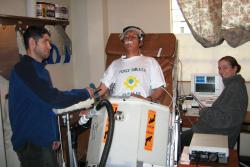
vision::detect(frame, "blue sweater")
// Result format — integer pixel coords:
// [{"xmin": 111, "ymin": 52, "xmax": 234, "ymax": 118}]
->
[{"xmin": 9, "ymin": 55, "xmax": 90, "ymax": 151}]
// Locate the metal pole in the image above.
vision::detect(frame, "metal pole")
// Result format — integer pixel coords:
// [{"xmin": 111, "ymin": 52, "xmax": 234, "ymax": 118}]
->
[
  {"xmin": 66, "ymin": 113, "xmax": 74, "ymax": 167},
  {"xmin": 72, "ymin": 148, "xmax": 78, "ymax": 167},
  {"xmin": 0, "ymin": 88, "xmax": 7, "ymax": 167}
]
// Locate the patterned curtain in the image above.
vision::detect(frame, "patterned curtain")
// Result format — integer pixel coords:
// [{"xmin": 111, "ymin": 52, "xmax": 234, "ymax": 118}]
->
[{"xmin": 178, "ymin": 0, "xmax": 250, "ymax": 48}]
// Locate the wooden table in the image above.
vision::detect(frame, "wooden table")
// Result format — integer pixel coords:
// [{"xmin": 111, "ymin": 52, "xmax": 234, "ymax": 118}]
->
[
  {"xmin": 178, "ymin": 149, "xmax": 239, "ymax": 167},
  {"xmin": 181, "ymin": 112, "xmax": 199, "ymax": 128}
]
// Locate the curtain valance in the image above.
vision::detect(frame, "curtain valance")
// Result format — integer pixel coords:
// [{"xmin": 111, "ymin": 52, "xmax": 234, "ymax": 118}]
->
[{"xmin": 178, "ymin": 0, "xmax": 250, "ymax": 48}]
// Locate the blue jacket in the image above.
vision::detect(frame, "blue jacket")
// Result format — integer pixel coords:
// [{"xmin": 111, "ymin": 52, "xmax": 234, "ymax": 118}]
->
[{"xmin": 9, "ymin": 55, "xmax": 90, "ymax": 151}]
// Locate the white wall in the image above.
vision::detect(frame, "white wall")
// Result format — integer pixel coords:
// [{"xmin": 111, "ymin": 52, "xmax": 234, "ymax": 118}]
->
[
  {"xmin": 70, "ymin": 0, "xmax": 90, "ymax": 88},
  {"xmin": 86, "ymin": 0, "xmax": 106, "ymax": 86},
  {"xmin": 107, "ymin": 0, "xmax": 170, "ymax": 33},
  {"xmin": 70, "ymin": 0, "xmax": 107, "ymax": 88},
  {"xmin": 0, "ymin": 0, "xmax": 26, "ymax": 16}
]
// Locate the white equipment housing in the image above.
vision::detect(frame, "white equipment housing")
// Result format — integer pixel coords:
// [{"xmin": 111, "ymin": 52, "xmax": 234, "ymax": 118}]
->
[
  {"xmin": 189, "ymin": 133, "xmax": 229, "ymax": 163},
  {"xmin": 86, "ymin": 97, "xmax": 173, "ymax": 167}
]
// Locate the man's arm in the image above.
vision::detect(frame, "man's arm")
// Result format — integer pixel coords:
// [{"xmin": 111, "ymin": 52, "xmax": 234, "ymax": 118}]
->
[
  {"xmin": 14, "ymin": 61, "xmax": 91, "ymax": 108},
  {"xmin": 132, "ymin": 86, "xmax": 164, "ymax": 102},
  {"xmin": 147, "ymin": 87, "xmax": 164, "ymax": 101}
]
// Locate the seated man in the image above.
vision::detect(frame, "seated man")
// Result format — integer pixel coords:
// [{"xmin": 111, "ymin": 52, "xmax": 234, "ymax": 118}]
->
[{"xmin": 98, "ymin": 26, "xmax": 166, "ymax": 101}]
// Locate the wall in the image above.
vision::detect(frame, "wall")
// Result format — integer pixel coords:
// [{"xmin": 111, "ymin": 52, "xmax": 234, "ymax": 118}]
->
[
  {"xmin": 107, "ymin": 0, "xmax": 170, "ymax": 33},
  {"xmin": 43, "ymin": 2, "xmax": 74, "ymax": 88},
  {"xmin": 70, "ymin": 0, "xmax": 90, "ymax": 88},
  {"xmin": 70, "ymin": 0, "xmax": 107, "ymax": 88},
  {"xmin": 0, "ymin": 0, "xmax": 26, "ymax": 16},
  {"xmin": 85, "ymin": 0, "xmax": 106, "ymax": 86}
]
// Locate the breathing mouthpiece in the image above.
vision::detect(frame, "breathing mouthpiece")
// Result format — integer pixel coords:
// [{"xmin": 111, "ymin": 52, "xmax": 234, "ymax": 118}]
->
[{"xmin": 124, "ymin": 40, "xmax": 133, "ymax": 45}]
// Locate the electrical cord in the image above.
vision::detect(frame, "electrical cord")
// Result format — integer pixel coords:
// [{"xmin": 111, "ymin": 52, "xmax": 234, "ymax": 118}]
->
[
  {"xmin": 239, "ymin": 161, "xmax": 250, "ymax": 167},
  {"xmin": 160, "ymin": 86, "xmax": 173, "ymax": 108},
  {"xmin": 96, "ymin": 99, "xmax": 115, "ymax": 167},
  {"xmin": 177, "ymin": 57, "xmax": 185, "ymax": 96}
]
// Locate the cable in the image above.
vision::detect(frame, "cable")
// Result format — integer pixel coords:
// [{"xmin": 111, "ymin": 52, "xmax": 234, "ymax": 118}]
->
[
  {"xmin": 174, "ymin": 57, "xmax": 185, "ymax": 116},
  {"xmin": 160, "ymin": 86, "xmax": 173, "ymax": 108},
  {"xmin": 239, "ymin": 161, "xmax": 250, "ymax": 167},
  {"xmin": 177, "ymin": 57, "xmax": 185, "ymax": 96},
  {"xmin": 191, "ymin": 94, "xmax": 206, "ymax": 109},
  {"xmin": 96, "ymin": 99, "xmax": 115, "ymax": 167}
]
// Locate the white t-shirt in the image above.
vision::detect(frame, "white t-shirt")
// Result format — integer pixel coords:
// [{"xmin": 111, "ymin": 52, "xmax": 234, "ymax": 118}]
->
[{"xmin": 100, "ymin": 54, "xmax": 166, "ymax": 98}]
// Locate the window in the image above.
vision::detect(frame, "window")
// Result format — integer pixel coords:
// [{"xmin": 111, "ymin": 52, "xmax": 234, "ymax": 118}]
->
[{"xmin": 171, "ymin": 0, "xmax": 191, "ymax": 34}]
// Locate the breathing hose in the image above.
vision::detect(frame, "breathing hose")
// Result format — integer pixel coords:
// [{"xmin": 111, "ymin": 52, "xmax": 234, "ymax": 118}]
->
[{"xmin": 95, "ymin": 99, "xmax": 115, "ymax": 167}]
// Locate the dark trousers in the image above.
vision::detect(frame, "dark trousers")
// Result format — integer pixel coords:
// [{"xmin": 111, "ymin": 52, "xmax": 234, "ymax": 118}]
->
[
  {"xmin": 181, "ymin": 129, "xmax": 193, "ymax": 151},
  {"xmin": 16, "ymin": 142, "xmax": 59, "ymax": 167}
]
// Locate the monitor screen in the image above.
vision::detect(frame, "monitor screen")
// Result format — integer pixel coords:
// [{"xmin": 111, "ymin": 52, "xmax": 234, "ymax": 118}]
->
[{"xmin": 191, "ymin": 74, "xmax": 224, "ymax": 97}]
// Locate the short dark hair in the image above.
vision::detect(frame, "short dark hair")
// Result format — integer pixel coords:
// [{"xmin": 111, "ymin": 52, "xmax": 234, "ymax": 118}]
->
[
  {"xmin": 219, "ymin": 56, "xmax": 241, "ymax": 73},
  {"xmin": 23, "ymin": 26, "xmax": 51, "ymax": 50}
]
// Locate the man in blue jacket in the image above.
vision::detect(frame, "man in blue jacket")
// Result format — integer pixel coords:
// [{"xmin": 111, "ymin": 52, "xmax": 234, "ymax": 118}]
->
[{"xmin": 8, "ymin": 26, "xmax": 94, "ymax": 167}]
